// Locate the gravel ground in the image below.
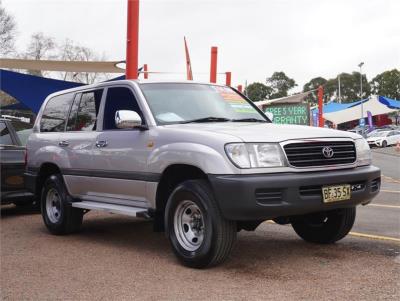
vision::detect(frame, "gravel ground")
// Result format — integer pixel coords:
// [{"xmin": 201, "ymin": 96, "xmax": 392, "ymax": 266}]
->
[{"xmin": 1, "ymin": 207, "xmax": 399, "ymax": 301}]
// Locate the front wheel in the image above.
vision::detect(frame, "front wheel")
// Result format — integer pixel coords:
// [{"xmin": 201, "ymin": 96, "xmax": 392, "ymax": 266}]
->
[
  {"xmin": 41, "ymin": 174, "xmax": 83, "ymax": 235},
  {"xmin": 165, "ymin": 180, "xmax": 237, "ymax": 268},
  {"xmin": 291, "ymin": 208, "xmax": 356, "ymax": 244},
  {"xmin": 381, "ymin": 140, "xmax": 387, "ymax": 148}
]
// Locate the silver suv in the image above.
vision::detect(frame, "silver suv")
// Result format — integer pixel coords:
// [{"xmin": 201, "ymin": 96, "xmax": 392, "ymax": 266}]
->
[{"xmin": 25, "ymin": 80, "xmax": 380, "ymax": 268}]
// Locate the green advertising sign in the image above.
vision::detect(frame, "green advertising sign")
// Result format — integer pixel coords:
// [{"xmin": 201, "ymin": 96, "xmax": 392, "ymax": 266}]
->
[{"xmin": 264, "ymin": 103, "xmax": 310, "ymax": 125}]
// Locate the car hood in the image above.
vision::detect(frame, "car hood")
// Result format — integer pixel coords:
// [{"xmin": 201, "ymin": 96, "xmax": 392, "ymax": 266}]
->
[{"xmin": 163, "ymin": 122, "xmax": 361, "ymax": 143}]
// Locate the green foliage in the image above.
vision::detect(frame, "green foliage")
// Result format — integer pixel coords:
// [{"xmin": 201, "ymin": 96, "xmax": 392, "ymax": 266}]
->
[
  {"xmin": 302, "ymin": 77, "xmax": 327, "ymax": 104},
  {"xmin": 370, "ymin": 69, "xmax": 400, "ymax": 99},
  {"xmin": 301, "ymin": 72, "xmax": 371, "ymax": 104},
  {"xmin": 335, "ymin": 72, "xmax": 370, "ymax": 102},
  {"xmin": 245, "ymin": 82, "xmax": 272, "ymax": 102},
  {"xmin": 266, "ymin": 71, "xmax": 297, "ymax": 99}
]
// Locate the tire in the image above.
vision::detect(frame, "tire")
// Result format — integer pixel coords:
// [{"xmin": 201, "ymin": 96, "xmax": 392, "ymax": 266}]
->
[
  {"xmin": 381, "ymin": 140, "xmax": 387, "ymax": 148},
  {"xmin": 291, "ymin": 207, "xmax": 356, "ymax": 244},
  {"xmin": 41, "ymin": 174, "xmax": 83, "ymax": 235},
  {"xmin": 165, "ymin": 180, "xmax": 237, "ymax": 268}
]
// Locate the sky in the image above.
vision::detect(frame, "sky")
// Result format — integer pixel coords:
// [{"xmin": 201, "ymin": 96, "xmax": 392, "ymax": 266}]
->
[{"xmin": 3, "ymin": 0, "xmax": 400, "ymax": 91}]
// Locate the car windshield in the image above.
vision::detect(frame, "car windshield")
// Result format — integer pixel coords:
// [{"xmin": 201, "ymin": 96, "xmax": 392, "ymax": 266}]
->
[
  {"xmin": 369, "ymin": 131, "xmax": 389, "ymax": 137},
  {"xmin": 140, "ymin": 83, "xmax": 268, "ymax": 125}
]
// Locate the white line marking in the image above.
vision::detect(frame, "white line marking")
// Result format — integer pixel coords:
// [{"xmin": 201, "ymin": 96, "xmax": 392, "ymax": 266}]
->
[{"xmin": 368, "ymin": 204, "xmax": 400, "ymax": 209}]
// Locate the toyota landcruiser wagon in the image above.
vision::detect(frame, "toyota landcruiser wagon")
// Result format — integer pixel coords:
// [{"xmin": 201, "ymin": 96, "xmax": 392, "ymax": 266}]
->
[{"xmin": 25, "ymin": 80, "xmax": 381, "ymax": 268}]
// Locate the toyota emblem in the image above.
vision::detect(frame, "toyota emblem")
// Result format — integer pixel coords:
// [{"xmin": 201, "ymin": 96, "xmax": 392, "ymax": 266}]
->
[{"xmin": 322, "ymin": 146, "xmax": 334, "ymax": 158}]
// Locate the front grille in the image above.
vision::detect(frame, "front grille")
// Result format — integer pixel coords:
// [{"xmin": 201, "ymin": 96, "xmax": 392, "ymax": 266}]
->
[
  {"xmin": 283, "ymin": 141, "xmax": 356, "ymax": 167},
  {"xmin": 255, "ymin": 189, "xmax": 283, "ymax": 204}
]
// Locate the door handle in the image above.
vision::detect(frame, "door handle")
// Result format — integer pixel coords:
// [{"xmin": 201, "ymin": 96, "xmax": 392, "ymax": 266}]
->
[
  {"xmin": 59, "ymin": 140, "xmax": 69, "ymax": 147},
  {"xmin": 95, "ymin": 140, "xmax": 108, "ymax": 148}
]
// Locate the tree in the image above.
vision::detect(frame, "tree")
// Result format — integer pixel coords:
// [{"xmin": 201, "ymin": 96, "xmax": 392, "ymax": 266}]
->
[
  {"xmin": 266, "ymin": 71, "xmax": 297, "ymax": 99},
  {"xmin": 245, "ymin": 82, "xmax": 272, "ymax": 102},
  {"xmin": 24, "ymin": 32, "xmax": 57, "ymax": 76},
  {"xmin": 302, "ymin": 77, "xmax": 327, "ymax": 104},
  {"xmin": 0, "ymin": 0, "xmax": 17, "ymax": 56},
  {"xmin": 57, "ymin": 39, "xmax": 109, "ymax": 84},
  {"xmin": 335, "ymin": 72, "xmax": 370, "ymax": 102},
  {"xmin": 370, "ymin": 69, "xmax": 400, "ymax": 99},
  {"xmin": 324, "ymin": 78, "xmax": 339, "ymax": 101}
]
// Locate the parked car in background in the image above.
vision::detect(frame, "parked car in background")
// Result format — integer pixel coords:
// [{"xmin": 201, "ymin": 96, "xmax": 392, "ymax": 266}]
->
[
  {"xmin": 377, "ymin": 125, "xmax": 399, "ymax": 131},
  {"xmin": 366, "ymin": 130, "xmax": 400, "ymax": 147},
  {"xmin": 0, "ymin": 118, "xmax": 35, "ymax": 206},
  {"xmin": 347, "ymin": 125, "xmax": 373, "ymax": 138}
]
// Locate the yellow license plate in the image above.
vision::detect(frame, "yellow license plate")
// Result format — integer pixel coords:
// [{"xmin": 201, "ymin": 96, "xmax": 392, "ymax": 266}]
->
[{"xmin": 322, "ymin": 184, "xmax": 351, "ymax": 203}]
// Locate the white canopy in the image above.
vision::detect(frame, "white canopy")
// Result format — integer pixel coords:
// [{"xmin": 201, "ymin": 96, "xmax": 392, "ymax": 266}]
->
[
  {"xmin": 0, "ymin": 58, "xmax": 125, "ymax": 73},
  {"xmin": 323, "ymin": 95, "xmax": 398, "ymax": 124}
]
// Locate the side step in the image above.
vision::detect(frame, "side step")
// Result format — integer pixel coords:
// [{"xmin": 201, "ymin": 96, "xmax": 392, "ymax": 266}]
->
[{"xmin": 71, "ymin": 201, "xmax": 150, "ymax": 218}]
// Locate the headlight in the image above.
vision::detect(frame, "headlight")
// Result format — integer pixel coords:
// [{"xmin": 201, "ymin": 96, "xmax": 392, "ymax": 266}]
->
[
  {"xmin": 355, "ymin": 138, "xmax": 371, "ymax": 166},
  {"xmin": 225, "ymin": 143, "xmax": 286, "ymax": 168}
]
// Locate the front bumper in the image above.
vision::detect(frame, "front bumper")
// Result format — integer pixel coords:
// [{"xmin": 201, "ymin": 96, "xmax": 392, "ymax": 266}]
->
[
  {"xmin": 367, "ymin": 140, "xmax": 381, "ymax": 147},
  {"xmin": 208, "ymin": 165, "xmax": 381, "ymax": 221}
]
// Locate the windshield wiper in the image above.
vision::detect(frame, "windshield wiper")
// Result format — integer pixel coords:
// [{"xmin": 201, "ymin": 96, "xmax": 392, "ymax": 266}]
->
[
  {"xmin": 180, "ymin": 117, "xmax": 232, "ymax": 124},
  {"xmin": 231, "ymin": 118, "xmax": 267, "ymax": 123}
]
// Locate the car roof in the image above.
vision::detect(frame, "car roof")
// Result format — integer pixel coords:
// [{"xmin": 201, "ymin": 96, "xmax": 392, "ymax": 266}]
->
[{"xmin": 42, "ymin": 79, "xmax": 230, "ymax": 103}]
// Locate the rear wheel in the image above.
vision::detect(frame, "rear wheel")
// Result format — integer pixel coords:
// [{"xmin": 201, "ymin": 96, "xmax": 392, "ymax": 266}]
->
[
  {"xmin": 165, "ymin": 180, "xmax": 237, "ymax": 268},
  {"xmin": 41, "ymin": 174, "xmax": 83, "ymax": 235},
  {"xmin": 291, "ymin": 208, "xmax": 356, "ymax": 244}
]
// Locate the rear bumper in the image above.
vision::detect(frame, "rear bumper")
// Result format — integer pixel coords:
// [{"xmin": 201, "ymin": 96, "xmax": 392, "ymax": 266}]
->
[{"xmin": 208, "ymin": 165, "xmax": 381, "ymax": 221}]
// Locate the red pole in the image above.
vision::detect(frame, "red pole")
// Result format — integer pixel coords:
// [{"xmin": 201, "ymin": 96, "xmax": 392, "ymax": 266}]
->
[
  {"xmin": 126, "ymin": 0, "xmax": 139, "ymax": 79},
  {"xmin": 237, "ymin": 85, "xmax": 243, "ymax": 93},
  {"xmin": 318, "ymin": 85, "xmax": 324, "ymax": 127},
  {"xmin": 143, "ymin": 64, "xmax": 148, "ymax": 79},
  {"xmin": 210, "ymin": 46, "xmax": 218, "ymax": 83},
  {"xmin": 184, "ymin": 37, "xmax": 193, "ymax": 80},
  {"xmin": 225, "ymin": 72, "xmax": 231, "ymax": 86}
]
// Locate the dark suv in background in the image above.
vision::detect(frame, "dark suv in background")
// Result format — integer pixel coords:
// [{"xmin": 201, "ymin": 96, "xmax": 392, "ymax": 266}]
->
[{"xmin": 0, "ymin": 118, "xmax": 35, "ymax": 207}]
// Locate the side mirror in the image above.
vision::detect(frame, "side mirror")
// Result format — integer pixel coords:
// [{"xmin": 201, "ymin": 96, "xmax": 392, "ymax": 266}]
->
[
  {"xmin": 265, "ymin": 111, "xmax": 274, "ymax": 121},
  {"xmin": 115, "ymin": 110, "xmax": 143, "ymax": 129}
]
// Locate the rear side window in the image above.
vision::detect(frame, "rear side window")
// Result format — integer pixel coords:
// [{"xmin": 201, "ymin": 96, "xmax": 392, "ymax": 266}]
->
[
  {"xmin": 40, "ymin": 93, "xmax": 74, "ymax": 132},
  {"xmin": 67, "ymin": 90, "xmax": 103, "ymax": 131},
  {"xmin": 0, "ymin": 122, "xmax": 14, "ymax": 145},
  {"xmin": 66, "ymin": 94, "xmax": 81, "ymax": 131}
]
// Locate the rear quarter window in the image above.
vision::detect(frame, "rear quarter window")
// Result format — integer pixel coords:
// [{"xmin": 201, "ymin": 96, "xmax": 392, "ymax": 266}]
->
[{"xmin": 40, "ymin": 93, "xmax": 74, "ymax": 132}]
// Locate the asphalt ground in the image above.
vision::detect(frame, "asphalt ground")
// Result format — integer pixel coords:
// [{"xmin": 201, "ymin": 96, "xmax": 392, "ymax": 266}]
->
[
  {"xmin": 352, "ymin": 147, "xmax": 400, "ymax": 240},
  {"xmin": 1, "ymin": 147, "xmax": 399, "ymax": 300}
]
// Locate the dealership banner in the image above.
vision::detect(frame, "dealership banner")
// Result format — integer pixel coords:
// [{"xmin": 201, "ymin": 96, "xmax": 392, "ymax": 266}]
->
[{"xmin": 264, "ymin": 103, "xmax": 310, "ymax": 125}]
